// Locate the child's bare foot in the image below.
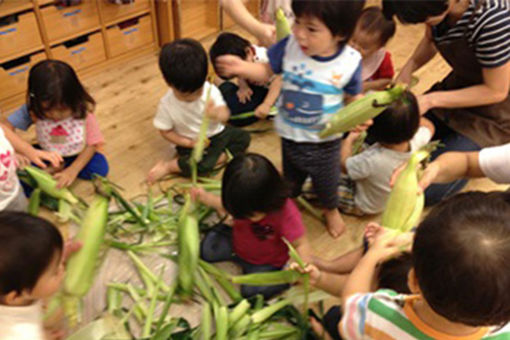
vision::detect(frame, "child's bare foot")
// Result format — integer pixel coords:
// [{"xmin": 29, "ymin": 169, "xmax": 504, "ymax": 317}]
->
[
  {"xmin": 324, "ymin": 208, "xmax": 346, "ymax": 238},
  {"xmin": 147, "ymin": 159, "xmax": 179, "ymax": 184}
]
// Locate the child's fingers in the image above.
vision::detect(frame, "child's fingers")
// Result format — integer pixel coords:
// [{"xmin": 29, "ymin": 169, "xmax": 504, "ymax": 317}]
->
[{"xmin": 390, "ymin": 163, "xmax": 406, "ymax": 187}]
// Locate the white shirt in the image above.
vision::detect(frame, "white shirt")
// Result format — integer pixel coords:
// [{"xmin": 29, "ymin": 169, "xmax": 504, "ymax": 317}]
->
[
  {"xmin": 0, "ymin": 127, "xmax": 21, "ymax": 210},
  {"xmin": 346, "ymin": 127, "xmax": 432, "ymax": 214},
  {"xmin": 0, "ymin": 302, "xmax": 45, "ymax": 340},
  {"xmin": 479, "ymin": 143, "xmax": 510, "ymax": 184},
  {"xmin": 153, "ymin": 82, "xmax": 226, "ymax": 140}
]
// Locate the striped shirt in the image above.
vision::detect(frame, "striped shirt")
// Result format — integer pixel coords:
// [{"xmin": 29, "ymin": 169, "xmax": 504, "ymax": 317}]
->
[
  {"xmin": 432, "ymin": 0, "xmax": 510, "ymax": 67},
  {"xmin": 341, "ymin": 290, "xmax": 510, "ymax": 340}
]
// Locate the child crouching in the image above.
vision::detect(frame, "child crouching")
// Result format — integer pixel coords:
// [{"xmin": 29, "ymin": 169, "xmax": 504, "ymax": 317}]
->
[
  {"xmin": 192, "ymin": 153, "xmax": 312, "ymax": 300},
  {"xmin": 147, "ymin": 39, "xmax": 250, "ymax": 183}
]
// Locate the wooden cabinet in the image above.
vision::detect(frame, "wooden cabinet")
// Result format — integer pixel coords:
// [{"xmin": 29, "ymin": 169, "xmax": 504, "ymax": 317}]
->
[
  {"xmin": 106, "ymin": 15, "xmax": 154, "ymax": 57},
  {"xmin": 51, "ymin": 32, "xmax": 106, "ymax": 71}
]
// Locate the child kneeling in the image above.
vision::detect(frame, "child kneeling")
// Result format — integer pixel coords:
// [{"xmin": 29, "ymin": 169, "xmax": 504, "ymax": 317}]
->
[
  {"xmin": 148, "ymin": 39, "xmax": 250, "ymax": 183},
  {"xmin": 193, "ymin": 153, "xmax": 311, "ymax": 300}
]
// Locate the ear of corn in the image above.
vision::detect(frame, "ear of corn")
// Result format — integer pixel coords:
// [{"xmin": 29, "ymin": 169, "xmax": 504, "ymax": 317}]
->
[
  {"xmin": 215, "ymin": 305, "xmax": 229, "ymax": 340},
  {"xmin": 229, "ymin": 314, "xmax": 251, "ymax": 338},
  {"xmin": 251, "ymin": 299, "xmax": 290, "ymax": 324},
  {"xmin": 232, "ymin": 270, "xmax": 301, "ymax": 286},
  {"xmin": 319, "ymin": 84, "xmax": 406, "ymax": 138},
  {"xmin": 381, "ymin": 143, "xmax": 437, "ymax": 232},
  {"xmin": 177, "ymin": 194, "xmax": 200, "ymax": 298},
  {"xmin": 64, "ymin": 186, "xmax": 111, "ymax": 298},
  {"xmin": 200, "ymin": 303, "xmax": 212, "ymax": 340},
  {"xmin": 276, "ymin": 8, "xmax": 291, "ymax": 41},
  {"xmin": 28, "ymin": 188, "xmax": 41, "ymax": 216},
  {"xmin": 228, "ymin": 299, "xmax": 251, "ymax": 325},
  {"xmin": 25, "ymin": 166, "xmax": 78, "ymax": 204}
]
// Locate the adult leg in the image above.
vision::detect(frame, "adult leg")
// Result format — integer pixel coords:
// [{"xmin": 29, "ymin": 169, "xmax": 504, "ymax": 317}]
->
[{"xmin": 424, "ymin": 113, "xmax": 481, "ymax": 206}]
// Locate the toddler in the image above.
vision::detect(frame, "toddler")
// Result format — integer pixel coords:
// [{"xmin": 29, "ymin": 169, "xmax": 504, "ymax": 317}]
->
[
  {"xmin": 216, "ymin": 0, "xmax": 367, "ymax": 238},
  {"xmin": 7, "ymin": 60, "xmax": 109, "ymax": 188},
  {"xmin": 193, "ymin": 153, "xmax": 311, "ymax": 300},
  {"xmin": 337, "ymin": 91, "xmax": 433, "ymax": 216},
  {"xmin": 209, "ymin": 32, "xmax": 282, "ymax": 126},
  {"xmin": 147, "ymin": 39, "xmax": 250, "ymax": 183},
  {"xmin": 0, "ymin": 212, "xmax": 64, "ymax": 340},
  {"xmin": 351, "ymin": 7, "xmax": 396, "ymax": 92}
]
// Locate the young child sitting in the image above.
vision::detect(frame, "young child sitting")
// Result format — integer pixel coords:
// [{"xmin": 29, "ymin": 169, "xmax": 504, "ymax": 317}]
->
[
  {"xmin": 192, "ymin": 153, "xmax": 312, "ymax": 300},
  {"xmin": 147, "ymin": 39, "xmax": 250, "ymax": 183},
  {"xmin": 350, "ymin": 7, "xmax": 396, "ymax": 92},
  {"xmin": 7, "ymin": 60, "xmax": 109, "ymax": 189},
  {"xmin": 300, "ymin": 191, "xmax": 510, "ymax": 339},
  {"xmin": 337, "ymin": 91, "xmax": 434, "ymax": 216},
  {"xmin": 215, "ymin": 0, "xmax": 366, "ymax": 238},
  {"xmin": 209, "ymin": 32, "xmax": 282, "ymax": 127},
  {"xmin": 0, "ymin": 212, "xmax": 64, "ymax": 340}
]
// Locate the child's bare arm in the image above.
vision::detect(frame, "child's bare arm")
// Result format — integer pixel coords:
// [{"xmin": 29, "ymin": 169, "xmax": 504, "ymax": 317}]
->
[
  {"xmin": 292, "ymin": 263, "xmax": 348, "ymax": 297},
  {"xmin": 419, "ymin": 117, "xmax": 435, "ymax": 137},
  {"xmin": 54, "ymin": 145, "xmax": 96, "ymax": 188},
  {"xmin": 159, "ymin": 129, "xmax": 195, "ymax": 148},
  {"xmin": 340, "ymin": 132, "xmax": 360, "ymax": 172},
  {"xmin": 291, "ymin": 235, "xmax": 313, "ymax": 265},
  {"xmin": 190, "ymin": 187, "xmax": 226, "ymax": 215},
  {"xmin": 215, "ymin": 56, "xmax": 274, "ymax": 84},
  {"xmin": 362, "ymin": 79, "xmax": 392, "ymax": 92},
  {"xmin": 255, "ymin": 75, "xmax": 282, "ymax": 118}
]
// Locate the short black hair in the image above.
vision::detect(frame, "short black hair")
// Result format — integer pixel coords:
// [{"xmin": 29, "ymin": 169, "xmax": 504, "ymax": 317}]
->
[
  {"xmin": 357, "ymin": 7, "xmax": 396, "ymax": 47},
  {"xmin": 0, "ymin": 212, "xmax": 63, "ymax": 295},
  {"xmin": 377, "ymin": 252, "xmax": 412, "ymax": 294},
  {"xmin": 28, "ymin": 60, "xmax": 95, "ymax": 120},
  {"xmin": 209, "ymin": 32, "xmax": 251, "ymax": 80},
  {"xmin": 222, "ymin": 153, "xmax": 289, "ymax": 219},
  {"xmin": 413, "ymin": 191, "xmax": 510, "ymax": 326},
  {"xmin": 367, "ymin": 90, "xmax": 419, "ymax": 145},
  {"xmin": 382, "ymin": 0, "xmax": 448, "ymax": 24},
  {"xmin": 159, "ymin": 38, "xmax": 208, "ymax": 93},
  {"xmin": 292, "ymin": 0, "xmax": 365, "ymax": 44}
]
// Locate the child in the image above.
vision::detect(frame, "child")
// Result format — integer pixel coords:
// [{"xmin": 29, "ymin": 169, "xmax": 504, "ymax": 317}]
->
[
  {"xmin": 0, "ymin": 212, "xmax": 64, "ymax": 340},
  {"xmin": 350, "ymin": 7, "xmax": 396, "ymax": 92},
  {"xmin": 147, "ymin": 39, "xmax": 250, "ymax": 183},
  {"xmin": 216, "ymin": 0, "xmax": 366, "ymax": 238},
  {"xmin": 336, "ymin": 91, "xmax": 433, "ymax": 216},
  {"xmin": 7, "ymin": 60, "xmax": 109, "ymax": 189},
  {"xmin": 305, "ymin": 191, "xmax": 510, "ymax": 339},
  {"xmin": 209, "ymin": 32, "xmax": 282, "ymax": 127},
  {"xmin": 193, "ymin": 153, "xmax": 312, "ymax": 300}
]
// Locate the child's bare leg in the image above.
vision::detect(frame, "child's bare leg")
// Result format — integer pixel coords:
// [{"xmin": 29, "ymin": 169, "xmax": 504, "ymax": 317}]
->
[
  {"xmin": 310, "ymin": 317, "xmax": 333, "ymax": 340},
  {"xmin": 147, "ymin": 159, "xmax": 180, "ymax": 184},
  {"xmin": 324, "ymin": 208, "xmax": 346, "ymax": 239},
  {"xmin": 313, "ymin": 247, "xmax": 363, "ymax": 274}
]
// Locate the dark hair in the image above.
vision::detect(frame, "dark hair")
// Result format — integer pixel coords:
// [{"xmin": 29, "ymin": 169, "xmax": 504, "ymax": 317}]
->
[
  {"xmin": 357, "ymin": 7, "xmax": 396, "ymax": 47},
  {"xmin": 159, "ymin": 38, "xmax": 208, "ymax": 93},
  {"xmin": 382, "ymin": 0, "xmax": 448, "ymax": 24},
  {"xmin": 28, "ymin": 60, "xmax": 95, "ymax": 120},
  {"xmin": 377, "ymin": 252, "xmax": 412, "ymax": 294},
  {"xmin": 0, "ymin": 212, "xmax": 63, "ymax": 295},
  {"xmin": 367, "ymin": 90, "xmax": 419, "ymax": 145},
  {"xmin": 209, "ymin": 32, "xmax": 251, "ymax": 80},
  {"xmin": 222, "ymin": 153, "xmax": 289, "ymax": 219},
  {"xmin": 291, "ymin": 0, "xmax": 365, "ymax": 44},
  {"xmin": 413, "ymin": 191, "xmax": 510, "ymax": 326}
]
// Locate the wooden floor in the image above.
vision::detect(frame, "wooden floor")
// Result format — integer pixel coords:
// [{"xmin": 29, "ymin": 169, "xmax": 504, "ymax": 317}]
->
[{"xmin": 8, "ymin": 21, "xmax": 509, "ymax": 261}]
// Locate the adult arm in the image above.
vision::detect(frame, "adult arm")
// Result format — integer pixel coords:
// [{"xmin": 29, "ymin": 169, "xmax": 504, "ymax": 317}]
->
[
  {"xmin": 419, "ymin": 61, "xmax": 510, "ymax": 114},
  {"xmin": 396, "ymin": 27, "xmax": 438, "ymax": 85}
]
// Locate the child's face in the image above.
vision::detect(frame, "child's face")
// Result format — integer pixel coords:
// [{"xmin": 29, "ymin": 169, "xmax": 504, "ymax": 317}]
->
[
  {"xmin": 29, "ymin": 251, "xmax": 65, "ymax": 300},
  {"xmin": 350, "ymin": 29, "xmax": 382, "ymax": 59},
  {"xmin": 292, "ymin": 15, "xmax": 343, "ymax": 57},
  {"xmin": 172, "ymin": 86, "xmax": 203, "ymax": 102},
  {"xmin": 42, "ymin": 103, "xmax": 73, "ymax": 121}
]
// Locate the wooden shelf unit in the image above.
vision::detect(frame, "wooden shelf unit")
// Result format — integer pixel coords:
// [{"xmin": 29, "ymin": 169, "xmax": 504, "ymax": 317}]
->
[{"xmin": 0, "ymin": 0, "xmax": 163, "ymax": 111}]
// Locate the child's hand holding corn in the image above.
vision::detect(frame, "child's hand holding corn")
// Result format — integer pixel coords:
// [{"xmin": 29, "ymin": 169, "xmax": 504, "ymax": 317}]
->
[
  {"xmin": 205, "ymin": 100, "xmax": 229, "ymax": 122},
  {"xmin": 290, "ymin": 262, "xmax": 322, "ymax": 286}
]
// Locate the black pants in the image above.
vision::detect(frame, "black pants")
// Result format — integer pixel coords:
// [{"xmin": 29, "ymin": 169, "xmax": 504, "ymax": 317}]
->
[
  {"xmin": 281, "ymin": 138, "xmax": 341, "ymax": 209},
  {"xmin": 176, "ymin": 126, "xmax": 250, "ymax": 177},
  {"xmin": 219, "ymin": 81, "xmax": 269, "ymax": 127},
  {"xmin": 200, "ymin": 224, "xmax": 289, "ymax": 300}
]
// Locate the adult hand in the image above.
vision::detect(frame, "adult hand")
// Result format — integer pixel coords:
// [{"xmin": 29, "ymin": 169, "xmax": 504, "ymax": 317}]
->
[
  {"xmin": 417, "ymin": 93, "xmax": 434, "ymax": 115},
  {"xmin": 390, "ymin": 161, "xmax": 440, "ymax": 193},
  {"xmin": 215, "ymin": 55, "xmax": 245, "ymax": 79},
  {"xmin": 256, "ymin": 23, "xmax": 277, "ymax": 47},
  {"xmin": 254, "ymin": 103, "xmax": 271, "ymax": 118}
]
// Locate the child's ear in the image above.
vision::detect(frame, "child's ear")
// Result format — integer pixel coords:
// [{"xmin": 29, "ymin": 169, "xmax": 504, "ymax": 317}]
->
[
  {"xmin": 407, "ymin": 268, "xmax": 421, "ymax": 294},
  {"xmin": 3, "ymin": 290, "xmax": 25, "ymax": 305},
  {"xmin": 245, "ymin": 46, "xmax": 255, "ymax": 60}
]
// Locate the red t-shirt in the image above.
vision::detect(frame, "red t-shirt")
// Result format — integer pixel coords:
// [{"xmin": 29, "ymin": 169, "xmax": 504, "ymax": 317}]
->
[
  {"xmin": 233, "ymin": 199, "xmax": 305, "ymax": 268},
  {"xmin": 368, "ymin": 51, "xmax": 394, "ymax": 81}
]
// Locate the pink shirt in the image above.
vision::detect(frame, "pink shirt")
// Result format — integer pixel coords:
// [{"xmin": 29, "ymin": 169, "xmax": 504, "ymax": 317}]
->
[{"xmin": 233, "ymin": 199, "xmax": 305, "ymax": 267}]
